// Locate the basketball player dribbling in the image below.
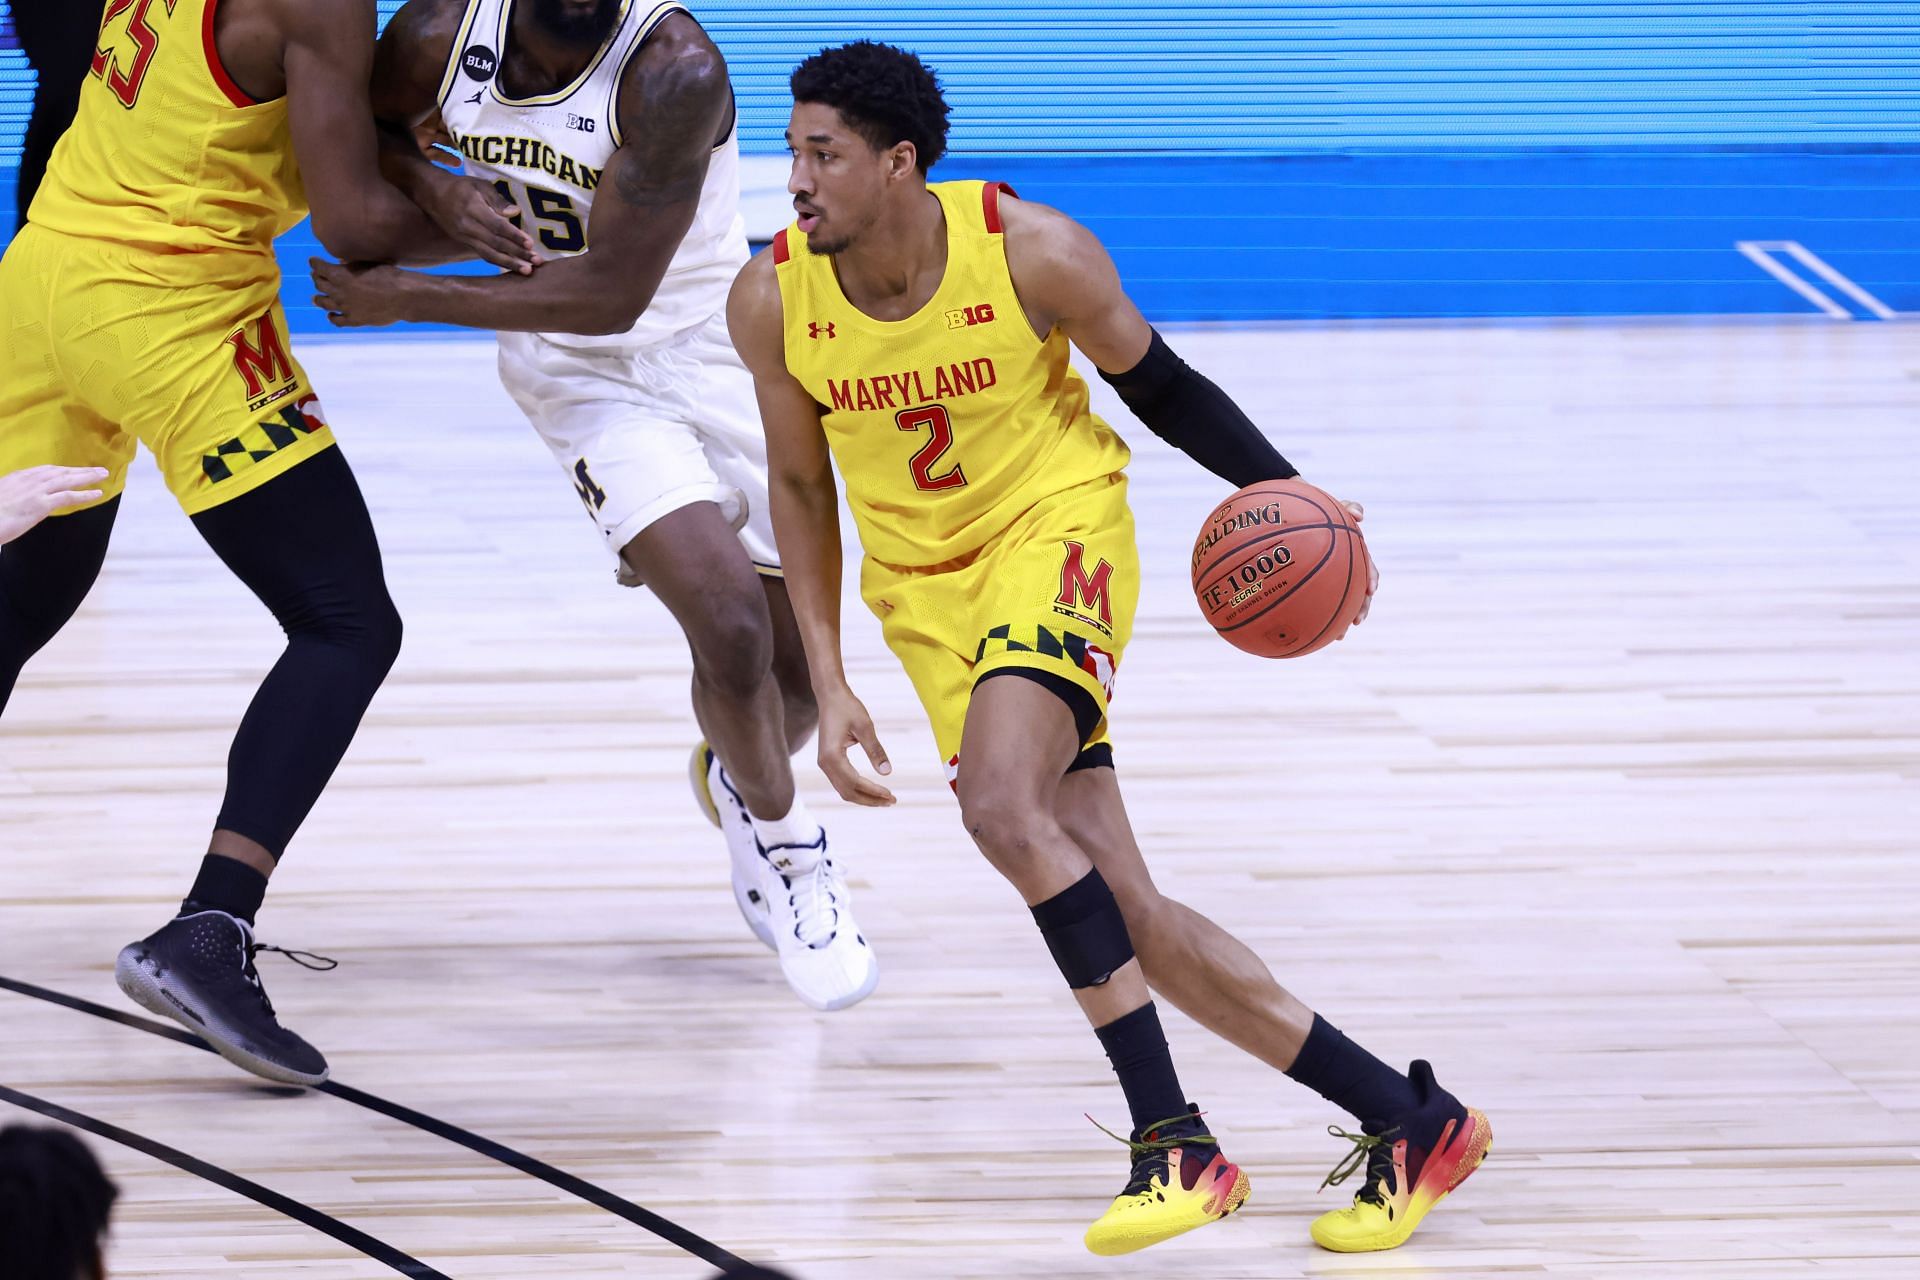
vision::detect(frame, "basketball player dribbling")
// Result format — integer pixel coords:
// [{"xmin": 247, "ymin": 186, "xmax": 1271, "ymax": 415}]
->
[
  {"xmin": 309, "ymin": 0, "xmax": 878, "ymax": 1011},
  {"xmin": 730, "ymin": 42, "xmax": 1491, "ymax": 1255},
  {"xmin": 0, "ymin": 0, "xmax": 514, "ymax": 1085}
]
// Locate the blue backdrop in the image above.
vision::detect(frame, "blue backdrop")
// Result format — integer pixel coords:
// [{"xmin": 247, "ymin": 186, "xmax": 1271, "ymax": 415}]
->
[{"xmin": 4, "ymin": 1, "xmax": 1917, "ymax": 323}]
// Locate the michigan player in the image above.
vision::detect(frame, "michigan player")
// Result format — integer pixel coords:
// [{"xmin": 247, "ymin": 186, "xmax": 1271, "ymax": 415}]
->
[
  {"xmin": 730, "ymin": 43, "xmax": 1491, "ymax": 1255},
  {"xmin": 0, "ymin": 0, "xmax": 521, "ymax": 1084},
  {"xmin": 309, "ymin": 0, "xmax": 878, "ymax": 1009}
]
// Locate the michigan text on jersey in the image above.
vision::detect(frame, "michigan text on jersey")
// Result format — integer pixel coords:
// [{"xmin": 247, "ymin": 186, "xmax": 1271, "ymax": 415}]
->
[{"xmin": 454, "ymin": 134, "xmax": 604, "ymax": 190}]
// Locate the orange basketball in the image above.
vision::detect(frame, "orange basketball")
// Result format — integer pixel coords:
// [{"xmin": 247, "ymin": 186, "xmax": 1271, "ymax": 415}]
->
[{"xmin": 1191, "ymin": 478, "xmax": 1371, "ymax": 658}]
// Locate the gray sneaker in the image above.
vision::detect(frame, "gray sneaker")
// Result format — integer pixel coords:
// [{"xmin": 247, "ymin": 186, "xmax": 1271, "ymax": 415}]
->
[{"xmin": 115, "ymin": 910, "xmax": 332, "ymax": 1086}]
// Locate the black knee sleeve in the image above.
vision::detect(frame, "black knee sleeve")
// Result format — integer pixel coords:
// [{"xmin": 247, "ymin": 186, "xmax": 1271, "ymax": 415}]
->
[{"xmin": 1030, "ymin": 868, "xmax": 1135, "ymax": 990}]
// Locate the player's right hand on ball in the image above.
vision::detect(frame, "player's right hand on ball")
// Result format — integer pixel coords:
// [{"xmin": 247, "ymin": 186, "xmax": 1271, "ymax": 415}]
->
[
  {"xmin": 817, "ymin": 686, "xmax": 896, "ymax": 807},
  {"xmin": 426, "ymin": 174, "xmax": 541, "ymax": 276},
  {"xmin": 1336, "ymin": 498, "xmax": 1380, "ymax": 626}
]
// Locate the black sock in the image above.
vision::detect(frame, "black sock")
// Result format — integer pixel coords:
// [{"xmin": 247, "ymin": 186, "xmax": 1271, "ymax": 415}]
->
[
  {"xmin": 1284, "ymin": 1013, "xmax": 1419, "ymax": 1130},
  {"xmin": 1094, "ymin": 1002, "xmax": 1200, "ymax": 1137},
  {"xmin": 180, "ymin": 855, "xmax": 269, "ymax": 925}
]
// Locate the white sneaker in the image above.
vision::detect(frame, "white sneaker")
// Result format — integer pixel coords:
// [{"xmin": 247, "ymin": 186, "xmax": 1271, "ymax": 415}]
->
[
  {"xmin": 690, "ymin": 742, "xmax": 777, "ymax": 951},
  {"xmin": 761, "ymin": 832, "xmax": 880, "ymax": 1012}
]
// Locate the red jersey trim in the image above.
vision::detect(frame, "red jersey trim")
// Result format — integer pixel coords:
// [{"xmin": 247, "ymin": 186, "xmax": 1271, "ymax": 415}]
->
[
  {"xmin": 203, "ymin": 0, "xmax": 261, "ymax": 108},
  {"xmin": 773, "ymin": 228, "xmax": 791, "ymax": 264},
  {"xmin": 982, "ymin": 181, "xmax": 1017, "ymax": 234}
]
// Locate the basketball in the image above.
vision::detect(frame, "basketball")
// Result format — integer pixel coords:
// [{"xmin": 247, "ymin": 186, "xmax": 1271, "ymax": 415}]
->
[{"xmin": 1191, "ymin": 478, "xmax": 1372, "ymax": 658}]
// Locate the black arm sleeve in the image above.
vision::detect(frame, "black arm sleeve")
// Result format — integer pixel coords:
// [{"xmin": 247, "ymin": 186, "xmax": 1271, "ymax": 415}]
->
[{"xmin": 1098, "ymin": 328, "xmax": 1298, "ymax": 488}]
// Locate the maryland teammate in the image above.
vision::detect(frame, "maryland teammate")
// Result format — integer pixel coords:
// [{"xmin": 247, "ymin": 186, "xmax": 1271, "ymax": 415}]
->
[
  {"xmin": 730, "ymin": 43, "xmax": 1491, "ymax": 1255},
  {"xmin": 0, "ymin": 0, "xmax": 515, "ymax": 1084}
]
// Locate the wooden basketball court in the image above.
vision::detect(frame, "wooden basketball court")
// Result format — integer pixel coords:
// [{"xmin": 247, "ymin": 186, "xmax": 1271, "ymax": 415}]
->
[{"xmin": 4, "ymin": 319, "xmax": 1916, "ymax": 1278}]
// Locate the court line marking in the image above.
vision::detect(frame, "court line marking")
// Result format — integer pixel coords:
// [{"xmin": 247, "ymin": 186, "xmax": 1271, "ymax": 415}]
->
[
  {"xmin": 0, "ymin": 1083, "xmax": 452, "ymax": 1280},
  {"xmin": 0, "ymin": 974, "xmax": 746, "ymax": 1272},
  {"xmin": 1735, "ymin": 241, "xmax": 1900, "ymax": 320}
]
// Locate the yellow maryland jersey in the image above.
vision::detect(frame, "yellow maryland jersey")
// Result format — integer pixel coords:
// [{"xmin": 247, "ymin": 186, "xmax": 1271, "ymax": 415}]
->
[
  {"xmin": 29, "ymin": 0, "xmax": 307, "ymax": 279},
  {"xmin": 774, "ymin": 180, "xmax": 1131, "ymax": 568}
]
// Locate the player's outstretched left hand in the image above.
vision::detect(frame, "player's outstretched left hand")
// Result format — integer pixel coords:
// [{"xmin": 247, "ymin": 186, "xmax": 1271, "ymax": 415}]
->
[
  {"xmin": 311, "ymin": 260, "xmax": 408, "ymax": 328},
  {"xmin": 1336, "ymin": 498, "xmax": 1379, "ymax": 625},
  {"xmin": 0, "ymin": 466, "xmax": 109, "ymax": 545}
]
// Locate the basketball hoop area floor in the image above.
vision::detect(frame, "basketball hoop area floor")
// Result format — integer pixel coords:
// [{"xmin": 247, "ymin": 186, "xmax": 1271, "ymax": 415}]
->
[{"xmin": 4, "ymin": 320, "xmax": 1916, "ymax": 1279}]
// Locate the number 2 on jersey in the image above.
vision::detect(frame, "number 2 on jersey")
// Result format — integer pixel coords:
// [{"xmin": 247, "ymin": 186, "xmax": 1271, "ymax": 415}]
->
[
  {"xmin": 491, "ymin": 180, "xmax": 586, "ymax": 253},
  {"xmin": 91, "ymin": 0, "xmax": 176, "ymax": 109},
  {"xmin": 897, "ymin": 405, "xmax": 967, "ymax": 492}
]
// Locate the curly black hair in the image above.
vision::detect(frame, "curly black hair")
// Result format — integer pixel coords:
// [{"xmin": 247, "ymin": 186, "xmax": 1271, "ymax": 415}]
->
[
  {"xmin": 791, "ymin": 41, "xmax": 951, "ymax": 173},
  {"xmin": 0, "ymin": 1125, "xmax": 119, "ymax": 1280}
]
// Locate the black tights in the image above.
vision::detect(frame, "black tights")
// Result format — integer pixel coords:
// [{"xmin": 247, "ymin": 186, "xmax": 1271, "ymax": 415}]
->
[{"xmin": 0, "ymin": 448, "xmax": 402, "ymax": 857}]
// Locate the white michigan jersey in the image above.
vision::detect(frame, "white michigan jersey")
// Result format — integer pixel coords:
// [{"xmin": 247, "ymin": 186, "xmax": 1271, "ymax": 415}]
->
[{"xmin": 435, "ymin": 0, "xmax": 747, "ymax": 350}]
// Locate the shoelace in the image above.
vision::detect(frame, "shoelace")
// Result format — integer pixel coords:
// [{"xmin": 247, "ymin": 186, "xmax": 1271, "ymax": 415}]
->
[
  {"xmin": 235, "ymin": 929, "xmax": 338, "ymax": 1020},
  {"xmin": 1088, "ymin": 1112, "xmax": 1219, "ymax": 1198},
  {"xmin": 1320, "ymin": 1124, "xmax": 1400, "ymax": 1205},
  {"xmin": 781, "ymin": 857, "xmax": 842, "ymax": 948}
]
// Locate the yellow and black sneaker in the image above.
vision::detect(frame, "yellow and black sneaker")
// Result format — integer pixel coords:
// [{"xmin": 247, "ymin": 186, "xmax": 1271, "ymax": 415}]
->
[
  {"xmin": 1084, "ymin": 1105, "xmax": 1250, "ymax": 1256},
  {"xmin": 1309, "ymin": 1060, "xmax": 1491, "ymax": 1252}
]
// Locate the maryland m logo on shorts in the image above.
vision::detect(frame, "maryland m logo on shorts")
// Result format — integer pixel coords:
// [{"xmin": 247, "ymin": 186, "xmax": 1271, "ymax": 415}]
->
[
  {"xmin": 227, "ymin": 314, "xmax": 301, "ymax": 412},
  {"xmin": 199, "ymin": 312, "xmax": 328, "ymax": 486}
]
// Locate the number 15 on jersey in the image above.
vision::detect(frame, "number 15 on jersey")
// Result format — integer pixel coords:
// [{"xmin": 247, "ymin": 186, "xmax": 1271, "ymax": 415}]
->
[{"xmin": 491, "ymin": 179, "xmax": 586, "ymax": 254}]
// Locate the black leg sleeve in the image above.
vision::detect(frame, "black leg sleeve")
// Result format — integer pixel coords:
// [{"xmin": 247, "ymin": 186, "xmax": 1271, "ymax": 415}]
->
[
  {"xmin": 190, "ymin": 449, "xmax": 402, "ymax": 857},
  {"xmin": 0, "ymin": 497, "xmax": 119, "ymax": 714}
]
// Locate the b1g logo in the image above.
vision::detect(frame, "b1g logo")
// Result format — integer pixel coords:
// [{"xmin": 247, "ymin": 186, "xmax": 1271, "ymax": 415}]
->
[
  {"xmin": 461, "ymin": 45, "xmax": 497, "ymax": 80},
  {"xmin": 945, "ymin": 303, "xmax": 995, "ymax": 329},
  {"xmin": 566, "ymin": 113, "xmax": 596, "ymax": 133}
]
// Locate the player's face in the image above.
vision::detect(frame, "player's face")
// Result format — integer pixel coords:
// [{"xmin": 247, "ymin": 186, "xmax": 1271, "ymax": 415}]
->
[
  {"xmin": 529, "ymin": 0, "xmax": 622, "ymax": 46},
  {"xmin": 786, "ymin": 103, "xmax": 892, "ymax": 256}
]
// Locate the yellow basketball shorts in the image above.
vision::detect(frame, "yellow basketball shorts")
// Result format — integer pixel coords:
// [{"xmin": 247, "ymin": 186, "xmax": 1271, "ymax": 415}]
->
[
  {"xmin": 0, "ymin": 225, "xmax": 336, "ymax": 516},
  {"xmin": 859, "ymin": 473, "xmax": 1139, "ymax": 783}
]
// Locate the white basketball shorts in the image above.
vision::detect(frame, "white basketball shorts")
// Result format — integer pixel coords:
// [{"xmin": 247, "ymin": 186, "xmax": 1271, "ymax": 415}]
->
[{"xmin": 497, "ymin": 312, "xmax": 779, "ymax": 586}]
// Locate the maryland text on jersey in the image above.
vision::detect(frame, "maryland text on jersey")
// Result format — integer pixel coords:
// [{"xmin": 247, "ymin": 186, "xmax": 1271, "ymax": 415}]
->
[{"xmin": 824, "ymin": 358, "xmax": 999, "ymax": 414}]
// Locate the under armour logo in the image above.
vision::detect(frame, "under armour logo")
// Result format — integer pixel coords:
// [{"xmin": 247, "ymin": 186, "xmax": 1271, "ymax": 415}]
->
[{"xmin": 808, "ymin": 321, "xmax": 836, "ymax": 340}]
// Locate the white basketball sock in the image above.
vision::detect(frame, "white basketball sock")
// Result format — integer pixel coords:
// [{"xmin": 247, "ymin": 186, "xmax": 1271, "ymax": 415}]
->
[{"xmin": 750, "ymin": 797, "xmax": 822, "ymax": 850}]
